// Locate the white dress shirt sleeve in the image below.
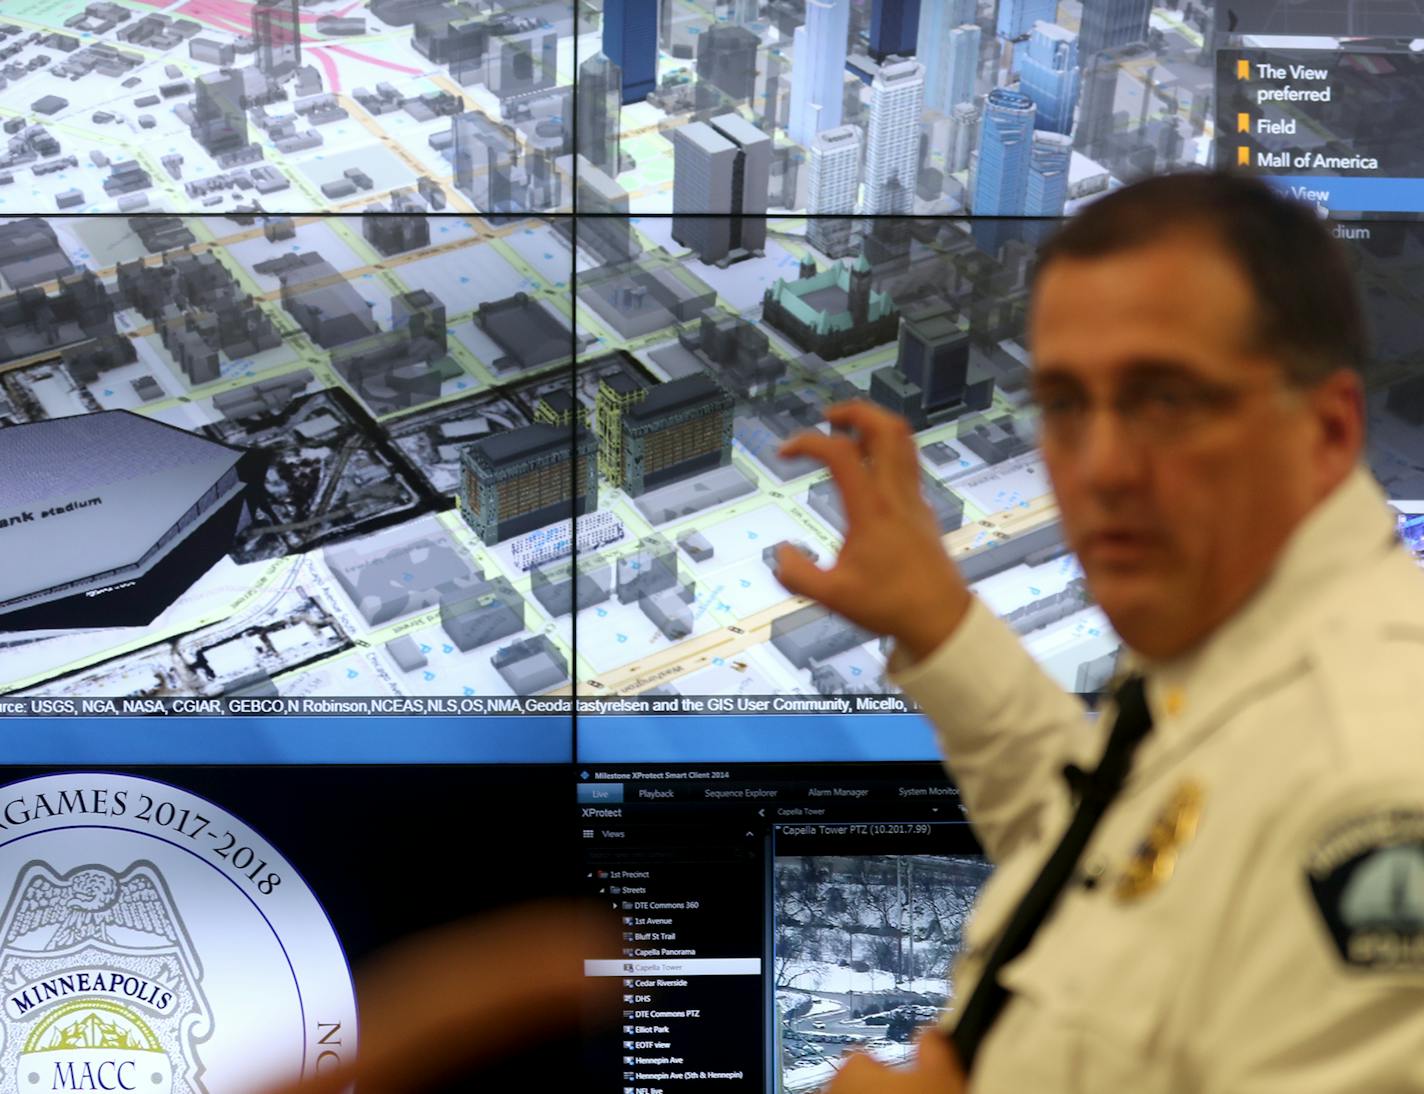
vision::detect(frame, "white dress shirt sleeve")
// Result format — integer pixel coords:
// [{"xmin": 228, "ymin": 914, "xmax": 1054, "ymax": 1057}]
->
[{"xmin": 888, "ymin": 596, "xmax": 1090, "ymax": 863}]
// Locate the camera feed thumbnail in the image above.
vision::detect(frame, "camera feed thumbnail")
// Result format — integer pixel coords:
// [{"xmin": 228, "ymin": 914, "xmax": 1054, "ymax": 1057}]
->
[{"xmin": 775, "ymin": 850, "xmax": 991, "ymax": 1091}]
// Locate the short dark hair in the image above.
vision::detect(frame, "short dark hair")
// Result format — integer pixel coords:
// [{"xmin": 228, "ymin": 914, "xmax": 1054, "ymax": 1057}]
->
[{"xmin": 1033, "ymin": 172, "xmax": 1368, "ymax": 383}]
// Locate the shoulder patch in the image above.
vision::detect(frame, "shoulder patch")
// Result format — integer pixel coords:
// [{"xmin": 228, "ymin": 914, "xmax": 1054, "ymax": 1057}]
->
[{"xmin": 1306, "ymin": 809, "xmax": 1424, "ymax": 970}]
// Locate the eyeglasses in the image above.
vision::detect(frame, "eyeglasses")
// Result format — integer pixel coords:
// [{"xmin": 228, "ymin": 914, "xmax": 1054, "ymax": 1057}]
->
[{"xmin": 1027, "ymin": 372, "xmax": 1290, "ymax": 447}]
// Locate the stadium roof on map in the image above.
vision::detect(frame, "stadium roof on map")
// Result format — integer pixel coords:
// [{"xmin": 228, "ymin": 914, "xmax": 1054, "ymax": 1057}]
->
[{"xmin": 0, "ymin": 411, "xmax": 244, "ymax": 605}]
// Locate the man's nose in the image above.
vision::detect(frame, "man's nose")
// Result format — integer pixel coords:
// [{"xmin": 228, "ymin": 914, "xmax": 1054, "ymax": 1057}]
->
[{"xmin": 1075, "ymin": 405, "xmax": 1148, "ymax": 492}]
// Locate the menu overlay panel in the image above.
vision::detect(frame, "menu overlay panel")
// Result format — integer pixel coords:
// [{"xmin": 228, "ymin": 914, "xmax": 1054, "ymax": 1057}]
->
[{"xmin": 1219, "ymin": 49, "xmax": 1424, "ymax": 213}]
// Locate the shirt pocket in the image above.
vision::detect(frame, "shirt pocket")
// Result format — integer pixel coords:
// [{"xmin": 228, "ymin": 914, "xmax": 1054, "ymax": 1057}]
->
[{"xmin": 986, "ymin": 892, "xmax": 1183, "ymax": 1094}]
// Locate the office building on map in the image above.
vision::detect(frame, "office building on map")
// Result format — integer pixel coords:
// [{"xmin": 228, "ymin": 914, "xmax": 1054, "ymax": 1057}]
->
[
  {"xmin": 996, "ymin": 0, "xmax": 1056, "ymax": 40},
  {"xmin": 930, "ymin": 24, "xmax": 980, "ymax": 116},
  {"xmin": 617, "ymin": 375, "xmax": 735, "ymax": 495},
  {"xmin": 696, "ymin": 25, "xmax": 760, "ymax": 108},
  {"xmin": 948, "ymin": 100, "xmax": 980, "ymax": 172},
  {"xmin": 564, "ymin": 155, "xmax": 637, "ymax": 263},
  {"xmin": 459, "ymin": 423, "xmax": 598, "ymax": 545},
  {"xmin": 596, "ymin": 373, "xmax": 649, "ymax": 482},
  {"xmin": 276, "ymin": 253, "xmax": 379, "ymax": 347},
  {"xmin": 452, "ymin": 111, "xmax": 518, "ymax": 213},
  {"xmin": 190, "ymin": 71, "xmax": 249, "ymax": 157},
  {"xmin": 868, "ymin": 303, "xmax": 994, "ymax": 427},
  {"xmin": 1025, "ymin": 129, "xmax": 1072, "ymax": 215},
  {"xmin": 672, "ymin": 114, "xmax": 770, "ymax": 265},
  {"xmin": 534, "ymin": 390, "xmax": 590, "ymax": 429}
]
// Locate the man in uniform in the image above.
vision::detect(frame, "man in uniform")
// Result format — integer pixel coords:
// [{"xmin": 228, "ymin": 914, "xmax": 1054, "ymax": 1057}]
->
[{"xmin": 775, "ymin": 173, "xmax": 1424, "ymax": 1092}]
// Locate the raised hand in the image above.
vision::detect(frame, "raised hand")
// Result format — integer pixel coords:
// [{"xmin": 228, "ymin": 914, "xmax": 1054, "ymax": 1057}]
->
[{"xmin": 776, "ymin": 401, "xmax": 971, "ymax": 662}]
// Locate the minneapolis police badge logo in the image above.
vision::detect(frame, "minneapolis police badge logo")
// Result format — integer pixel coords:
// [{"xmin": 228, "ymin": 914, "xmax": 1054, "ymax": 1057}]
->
[
  {"xmin": 0, "ymin": 862, "xmax": 210, "ymax": 1093},
  {"xmin": 1307, "ymin": 807, "xmax": 1424, "ymax": 970},
  {"xmin": 0, "ymin": 774, "xmax": 357, "ymax": 1092}
]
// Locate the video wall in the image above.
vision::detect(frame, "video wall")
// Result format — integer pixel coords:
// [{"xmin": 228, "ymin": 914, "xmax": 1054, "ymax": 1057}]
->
[{"xmin": 0, "ymin": 0, "xmax": 1423, "ymax": 1088}]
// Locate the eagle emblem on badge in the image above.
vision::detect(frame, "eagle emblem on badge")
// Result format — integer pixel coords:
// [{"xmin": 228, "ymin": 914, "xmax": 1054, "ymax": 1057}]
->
[{"xmin": 0, "ymin": 862, "xmax": 212, "ymax": 1094}]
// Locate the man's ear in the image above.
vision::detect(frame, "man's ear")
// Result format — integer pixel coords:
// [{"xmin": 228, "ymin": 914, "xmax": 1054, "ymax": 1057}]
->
[{"xmin": 1308, "ymin": 368, "xmax": 1365, "ymax": 486}]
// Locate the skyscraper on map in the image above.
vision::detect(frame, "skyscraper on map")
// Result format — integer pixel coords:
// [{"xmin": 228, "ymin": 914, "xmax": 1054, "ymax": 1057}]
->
[
  {"xmin": 896, "ymin": 302, "xmax": 993, "ymax": 415},
  {"xmin": 460, "ymin": 424, "xmax": 597, "ymax": 545},
  {"xmin": 861, "ymin": 59, "xmax": 924, "ymax": 214},
  {"xmin": 1078, "ymin": 0, "xmax": 1151, "ymax": 57},
  {"xmin": 453, "ymin": 111, "xmax": 517, "ymax": 212},
  {"xmin": 604, "ymin": 0, "xmax": 659, "ymax": 104},
  {"xmin": 574, "ymin": 156, "xmax": 637, "ymax": 262},
  {"xmin": 1019, "ymin": 21, "xmax": 1079, "ymax": 133},
  {"xmin": 995, "ymin": 0, "xmax": 1056, "ymax": 39},
  {"xmin": 918, "ymin": 0, "xmax": 978, "ymax": 111},
  {"xmin": 948, "ymin": 100, "xmax": 980, "ymax": 171},
  {"xmin": 869, "ymin": 0, "xmax": 923, "ymax": 60},
  {"xmin": 938, "ymin": 24, "xmax": 981, "ymax": 114},
  {"xmin": 696, "ymin": 24, "xmax": 760, "ymax": 106},
  {"xmin": 786, "ymin": 0, "xmax": 851, "ymax": 145},
  {"xmin": 1024, "ymin": 129, "xmax": 1071, "ymax": 213},
  {"xmin": 190, "ymin": 70, "xmax": 248, "ymax": 156},
  {"xmin": 1073, "ymin": 49, "xmax": 1122, "ymax": 158},
  {"xmin": 973, "ymin": 87, "xmax": 1035, "ymax": 214},
  {"xmin": 577, "ymin": 52, "xmax": 622, "ymax": 174},
  {"xmin": 919, "ymin": 0, "xmax": 977, "ymax": 48},
  {"xmin": 806, "ymin": 126, "xmax": 861, "ymax": 254},
  {"xmin": 253, "ymin": 0, "xmax": 300, "ymax": 78}
]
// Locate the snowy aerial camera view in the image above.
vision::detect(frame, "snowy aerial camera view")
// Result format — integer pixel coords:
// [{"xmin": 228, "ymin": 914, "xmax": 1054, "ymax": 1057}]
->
[{"xmin": 773, "ymin": 852, "xmax": 993, "ymax": 1092}]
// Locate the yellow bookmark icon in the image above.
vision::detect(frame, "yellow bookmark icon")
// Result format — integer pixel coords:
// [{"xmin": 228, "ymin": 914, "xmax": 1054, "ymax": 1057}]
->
[
  {"xmin": 1237, "ymin": 146, "xmax": 1251, "ymax": 167},
  {"xmin": 1237, "ymin": 59, "xmax": 1251, "ymax": 79},
  {"xmin": 1237, "ymin": 113, "xmax": 1251, "ymax": 133}
]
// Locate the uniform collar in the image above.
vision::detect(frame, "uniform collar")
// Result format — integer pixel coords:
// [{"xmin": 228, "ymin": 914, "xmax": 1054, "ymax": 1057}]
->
[{"xmin": 1117, "ymin": 465, "xmax": 1398, "ymax": 732}]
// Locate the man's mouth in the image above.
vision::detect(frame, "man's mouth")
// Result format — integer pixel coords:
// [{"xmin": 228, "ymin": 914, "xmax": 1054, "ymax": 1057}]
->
[{"xmin": 1081, "ymin": 529, "xmax": 1159, "ymax": 562}]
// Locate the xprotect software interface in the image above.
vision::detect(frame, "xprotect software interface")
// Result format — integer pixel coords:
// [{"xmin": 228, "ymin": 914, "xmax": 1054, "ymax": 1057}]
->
[{"xmin": 576, "ymin": 746, "xmax": 991, "ymax": 1094}]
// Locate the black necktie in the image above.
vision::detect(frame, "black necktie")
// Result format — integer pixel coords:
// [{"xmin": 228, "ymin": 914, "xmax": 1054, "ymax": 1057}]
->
[{"xmin": 949, "ymin": 674, "xmax": 1155, "ymax": 1071}]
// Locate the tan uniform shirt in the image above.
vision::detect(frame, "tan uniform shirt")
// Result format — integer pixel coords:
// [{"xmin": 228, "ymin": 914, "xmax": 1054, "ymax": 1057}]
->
[{"xmin": 893, "ymin": 466, "xmax": 1424, "ymax": 1092}]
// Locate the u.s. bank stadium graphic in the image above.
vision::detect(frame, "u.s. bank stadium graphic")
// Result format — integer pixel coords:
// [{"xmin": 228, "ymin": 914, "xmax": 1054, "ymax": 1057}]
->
[
  {"xmin": 0, "ymin": 774, "xmax": 355, "ymax": 1093},
  {"xmin": 0, "ymin": 411, "xmax": 262, "ymax": 633}
]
